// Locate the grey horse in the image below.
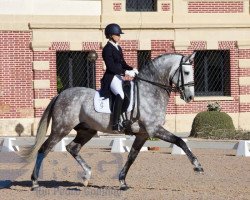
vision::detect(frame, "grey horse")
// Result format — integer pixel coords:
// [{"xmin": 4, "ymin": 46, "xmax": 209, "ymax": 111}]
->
[{"xmin": 22, "ymin": 52, "xmax": 204, "ymax": 191}]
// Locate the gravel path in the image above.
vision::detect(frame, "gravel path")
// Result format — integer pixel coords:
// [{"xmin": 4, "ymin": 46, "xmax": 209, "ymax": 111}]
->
[{"xmin": 0, "ymin": 148, "xmax": 249, "ymax": 200}]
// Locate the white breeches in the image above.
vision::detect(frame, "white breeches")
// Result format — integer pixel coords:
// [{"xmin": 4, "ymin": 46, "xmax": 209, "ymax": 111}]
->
[{"xmin": 110, "ymin": 75, "xmax": 124, "ymax": 99}]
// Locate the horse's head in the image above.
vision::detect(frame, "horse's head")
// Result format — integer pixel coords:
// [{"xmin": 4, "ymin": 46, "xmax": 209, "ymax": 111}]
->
[
  {"xmin": 170, "ymin": 53, "xmax": 195, "ymax": 103},
  {"xmin": 139, "ymin": 52, "xmax": 195, "ymax": 103}
]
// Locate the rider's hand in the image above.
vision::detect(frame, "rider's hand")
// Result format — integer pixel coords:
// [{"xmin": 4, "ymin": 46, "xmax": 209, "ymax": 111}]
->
[{"xmin": 125, "ymin": 70, "xmax": 136, "ymax": 78}]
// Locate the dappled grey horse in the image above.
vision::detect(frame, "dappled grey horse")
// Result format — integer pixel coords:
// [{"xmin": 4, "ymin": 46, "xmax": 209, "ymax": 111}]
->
[{"xmin": 22, "ymin": 52, "xmax": 204, "ymax": 191}]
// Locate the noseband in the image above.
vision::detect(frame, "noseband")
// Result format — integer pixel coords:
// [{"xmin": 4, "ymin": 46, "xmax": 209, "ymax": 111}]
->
[{"xmin": 135, "ymin": 56, "xmax": 194, "ymax": 95}]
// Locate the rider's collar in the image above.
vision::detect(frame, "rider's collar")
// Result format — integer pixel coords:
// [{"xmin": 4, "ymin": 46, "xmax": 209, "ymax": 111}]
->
[{"xmin": 109, "ymin": 40, "xmax": 119, "ymax": 51}]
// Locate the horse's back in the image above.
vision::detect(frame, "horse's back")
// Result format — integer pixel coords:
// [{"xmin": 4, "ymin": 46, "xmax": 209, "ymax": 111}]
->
[
  {"xmin": 54, "ymin": 87, "xmax": 96, "ymax": 115},
  {"xmin": 59, "ymin": 87, "xmax": 95, "ymax": 97}
]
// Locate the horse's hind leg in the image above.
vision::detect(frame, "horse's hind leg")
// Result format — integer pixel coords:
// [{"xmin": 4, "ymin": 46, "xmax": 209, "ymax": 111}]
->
[
  {"xmin": 31, "ymin": 131, "xmax": 68, "ymax": 190},
  {"xmin": 154, "ymin": 125, "xmax": 204, "ymax": 173},
  {"xmin": 119, "ymin": 134, "xmax": 148, "ymax": 190},
  {"xmin": 66, "ymin": 125, "xmax": 96, "ymax": 187}
]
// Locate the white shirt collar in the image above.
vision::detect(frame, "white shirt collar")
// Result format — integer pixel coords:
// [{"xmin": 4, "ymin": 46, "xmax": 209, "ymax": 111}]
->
[{"xmin": 109, "ymin": 40, "xmax": 119, "ymax": 50}]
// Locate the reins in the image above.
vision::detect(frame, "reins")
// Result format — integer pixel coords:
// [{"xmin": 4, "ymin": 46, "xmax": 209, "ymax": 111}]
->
[{"xmin": 134, "ymin": 76, "xmax": 172, "ymax": 93}]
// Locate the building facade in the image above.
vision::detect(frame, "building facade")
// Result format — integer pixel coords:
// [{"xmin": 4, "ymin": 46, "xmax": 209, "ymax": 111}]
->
[{"xmin": 0, "ymin": 0, "xmax": 250, "ymax": 136}]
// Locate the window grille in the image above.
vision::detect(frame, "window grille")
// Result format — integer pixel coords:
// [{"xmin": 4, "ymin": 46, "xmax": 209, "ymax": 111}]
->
[
  {"xmin": 56, "ymin": 51, "xmax": 96, "ymax": 93},
  {"xmin": 194, "ymin": 50, "xmax": 230, "ymax": 96},
  {"xmin": 137, "ymin": 50, "xmax": 151, "ymax": 69},
  {"xmin": 126, "ymin": 0, "xmax": 157, "ymax": 12}
]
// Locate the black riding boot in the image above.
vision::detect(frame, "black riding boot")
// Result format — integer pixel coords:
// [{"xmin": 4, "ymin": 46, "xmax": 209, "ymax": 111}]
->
[{"xmin": 112, "ymin": 94, "xmax": 123, "ymax": 132}]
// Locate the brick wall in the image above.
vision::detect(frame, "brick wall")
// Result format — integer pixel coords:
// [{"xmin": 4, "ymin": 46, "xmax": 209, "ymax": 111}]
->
[
  {"xmin": 0, "ymin": 33, "xmax": 249, "ymax": 128},
  {"xmin": 0, "ymin": 31, "xmax": 33, "ymax": 118},
  {"xmin": 151, "ymin": 40, "xmax": 174, "ymax": 58},
  {"xmin": 31, "ymin": 39, "xmax": 250, "ymax": 118},
  {"xmin": 188, "ymin": 1, "xmax": 244, "ymax": 13}
]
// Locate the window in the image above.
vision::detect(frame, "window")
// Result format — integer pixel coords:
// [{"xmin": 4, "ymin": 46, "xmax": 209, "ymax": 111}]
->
[
  {"xmin": 56, "ymin": 51, "xmax": 96, "ymax": 93},
  {"xmin": 126, "ymin": 0, "xmax": 157, "ymax": 12},
  {"xmin": 194, "ymin": 50, "xmax": 230, "ymax": 96},
  {"xmin": 137, "ymin": 50, "xmax": 151, "ymax": 69}
]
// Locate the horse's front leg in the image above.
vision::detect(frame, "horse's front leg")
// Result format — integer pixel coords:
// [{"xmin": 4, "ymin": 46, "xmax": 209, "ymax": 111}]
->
[
  {"xmin": 119, "ymin": 134, "xmax": 148, "ymax": 190},
  {"xmin": 154, "ymin": 125, "xmax": 204, "ymax": 173}
]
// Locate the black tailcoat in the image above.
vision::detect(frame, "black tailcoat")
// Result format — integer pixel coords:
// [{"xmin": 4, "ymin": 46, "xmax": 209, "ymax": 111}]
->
[{"xmin": 100, "ymin": 42, "xmax": 133, "ymax": 98}]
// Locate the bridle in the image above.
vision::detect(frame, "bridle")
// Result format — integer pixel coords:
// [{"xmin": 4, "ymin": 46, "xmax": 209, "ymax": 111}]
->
[
  {"xmin": 135, "ymin": 56, "xmax": 194, "ymax": 96},
  {"xmin": 169, "ymin": 56, "xmax": 194, "ymax": 99}
]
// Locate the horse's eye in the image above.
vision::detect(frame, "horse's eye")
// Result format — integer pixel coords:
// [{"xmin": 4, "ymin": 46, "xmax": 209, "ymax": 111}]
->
[{"xmin": 184, "ymin": 71, "xmax": 189, "ymax": 75}]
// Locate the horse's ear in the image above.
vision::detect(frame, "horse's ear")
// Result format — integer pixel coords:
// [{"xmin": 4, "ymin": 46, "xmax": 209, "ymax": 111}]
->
[
  {"xmin": 183, "ymin": 52, "xmax": 196, "ymax": 64},
  {"xmin": 189, "ymin": 52, "xmax": 196, "ymax": 64}
]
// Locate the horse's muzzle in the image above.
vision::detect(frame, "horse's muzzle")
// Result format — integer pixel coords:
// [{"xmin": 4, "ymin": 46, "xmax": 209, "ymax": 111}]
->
[{"xmin": 180, "ymin": 90, "xmax": 194, "ymax": 103}]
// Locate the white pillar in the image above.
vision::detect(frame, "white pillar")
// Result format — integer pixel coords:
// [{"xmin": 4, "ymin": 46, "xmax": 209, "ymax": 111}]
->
[{"xmin": 236, "ymin": 140, "xmax": 250, "ymax": 157}]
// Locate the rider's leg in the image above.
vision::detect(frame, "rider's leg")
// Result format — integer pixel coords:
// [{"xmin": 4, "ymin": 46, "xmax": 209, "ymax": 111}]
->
[
  {"xmin": 112, "ymin": 94, "xmax": 123, "ymax": 131},
  {"xmin": 110, "ymin": 75, "xmax": 124, "ymax": 131}
]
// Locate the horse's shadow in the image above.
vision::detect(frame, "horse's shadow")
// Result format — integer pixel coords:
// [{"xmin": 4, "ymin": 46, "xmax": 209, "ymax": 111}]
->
[
  {"xmin": 3, "ymin": 180, "xmax": 170, "ymax": 192},
  {"xmin": 3, "ymin": 180, "xmax": 84, "ymax": 189},
  {"xmin": 3, "ymin": 180, "xmax": 121, "ymax": 191}
]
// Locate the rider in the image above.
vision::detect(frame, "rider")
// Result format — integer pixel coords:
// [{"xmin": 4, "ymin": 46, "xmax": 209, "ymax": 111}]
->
[{"xmin": 100, "ymin": 23, "xmax": 138, "ymax": 132}]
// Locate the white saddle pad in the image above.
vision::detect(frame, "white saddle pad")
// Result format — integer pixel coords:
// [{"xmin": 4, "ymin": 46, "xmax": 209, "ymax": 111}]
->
[{"xmin": 94, "ymin": 85, "xmax": 134, "ymax": 114}]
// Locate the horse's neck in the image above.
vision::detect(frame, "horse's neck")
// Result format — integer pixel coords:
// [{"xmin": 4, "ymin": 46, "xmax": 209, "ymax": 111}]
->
[
  {"xmin": 139, "ymin": 62, "xmax": 161, "ymax": 82},
  {"xmin": 139, "ymin": 61, "xmax": 172, "ymax": 86},
  {"xmin": 136, "ymin": 58, "xmax": 172, "ymax": 109},
  {"xmin": 136, "ymin": 80, "xmax": 169, "ymax": 109}
]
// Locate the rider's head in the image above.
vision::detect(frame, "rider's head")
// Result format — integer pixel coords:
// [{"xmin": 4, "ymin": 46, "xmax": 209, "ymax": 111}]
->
[{"xmin": 105, "ymin": 23, "xmax": 124, "ymax": 43}]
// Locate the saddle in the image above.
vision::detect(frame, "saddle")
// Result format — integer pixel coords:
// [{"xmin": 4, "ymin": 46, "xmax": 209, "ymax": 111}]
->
[{"xmin": 94, "ymin": 81, "xmax": 134, "ymax": 114}]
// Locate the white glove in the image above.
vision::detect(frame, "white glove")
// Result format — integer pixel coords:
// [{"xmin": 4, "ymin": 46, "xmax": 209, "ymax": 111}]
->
[
  {"xmin": 125, "ymin": 70, "xmax": 136, "ymax": 77},
  {"xmin": 133, "ymin": 68, "xmax": 139, "ymax": 75}
]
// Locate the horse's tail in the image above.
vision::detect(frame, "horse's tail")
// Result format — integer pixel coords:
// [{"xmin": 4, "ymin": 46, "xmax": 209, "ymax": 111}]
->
[{"xmin": 20, "ymin": 95, "xmax": 58, "ymax": 161}]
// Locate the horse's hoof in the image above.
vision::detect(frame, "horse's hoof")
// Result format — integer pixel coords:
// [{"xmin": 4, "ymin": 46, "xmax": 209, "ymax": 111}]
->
[
  {"xmin": 119, "ymin": 180, "xmax": 128, "ymax": 191},
  {"xmin": 31, "ymin": 185, "xmax": 39, "ymax": 191},
  {"xmin": 194, "ymin": 167, "xmax": 204, "ymax": 173},
  {"xmin": 120, "ymin": 184, "xmax": 129, "ymax": 191},
  {"xmin": 31, "ymin": 181, "xmax": 39, "ymax": 191}
]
